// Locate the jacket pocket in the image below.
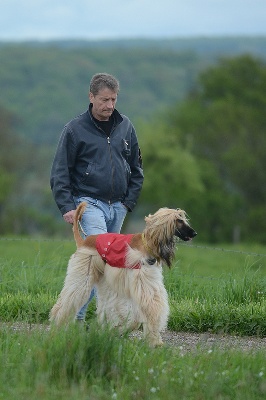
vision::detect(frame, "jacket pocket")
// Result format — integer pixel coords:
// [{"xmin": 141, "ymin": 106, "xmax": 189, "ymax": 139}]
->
[
  {"xmin": 81, "ymin": 162, "xmax": 95, "ymax": 182},
  {"xmin": 122, "ymin": 139, "xmax": 131, "ymax": 160}
]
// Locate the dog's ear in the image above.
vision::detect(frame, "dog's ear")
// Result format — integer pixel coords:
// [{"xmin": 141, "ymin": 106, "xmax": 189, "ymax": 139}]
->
[{"xmin": 159, "ymin": 242, "xmax": 173, "ymax": 268}]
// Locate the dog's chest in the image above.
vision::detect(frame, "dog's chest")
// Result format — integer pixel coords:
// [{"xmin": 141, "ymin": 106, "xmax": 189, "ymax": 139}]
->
[{"xmin": 95, "ymin": 233, "xmax": 140, "ymax": 269}]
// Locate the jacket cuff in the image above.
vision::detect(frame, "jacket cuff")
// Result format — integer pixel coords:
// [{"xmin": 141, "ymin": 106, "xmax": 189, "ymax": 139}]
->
[
  {"xmin": 60, "ymin": 204, "xmax": 76, "ymax": 216},
  {"xmin": 123, "ymin": 201, "xmax": 135, "ymax": 212}
]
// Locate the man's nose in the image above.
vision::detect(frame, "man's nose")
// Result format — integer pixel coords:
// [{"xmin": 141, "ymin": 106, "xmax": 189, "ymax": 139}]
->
[{"xmin": 106, "ymin": 99, "xmax": 114, "ymax": 108}]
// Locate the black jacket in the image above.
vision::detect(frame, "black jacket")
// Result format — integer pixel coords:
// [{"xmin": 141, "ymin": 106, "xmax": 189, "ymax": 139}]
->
[{"xmin": 50, "ymin": 106, "xmax": 144, "ymax": 216}]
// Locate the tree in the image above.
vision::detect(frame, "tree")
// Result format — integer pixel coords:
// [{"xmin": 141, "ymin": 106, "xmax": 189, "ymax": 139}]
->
[
  {"xmin": 169, "ymin": 55, "xmax": 266, "ymax": 242},
  {"xmin": 0, "ymin": 106, "xmax": 76, "ymax": 236},
  {"xmin": 137, "ymin": 119, "xmax": 204, "ymax": 215},
  {"xmin": 0, "ymin": 108, "xmax": 17, "ymax": 215}
]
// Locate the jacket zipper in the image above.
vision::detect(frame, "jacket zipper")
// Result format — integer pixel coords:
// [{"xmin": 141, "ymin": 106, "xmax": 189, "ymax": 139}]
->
[
  {"xmin": 107, "ymin": 136, "xmax": 115, "ymax": 201},
  {"xmin": 93, "ymin": 116, "xmax": 116, "ymax": 201}
]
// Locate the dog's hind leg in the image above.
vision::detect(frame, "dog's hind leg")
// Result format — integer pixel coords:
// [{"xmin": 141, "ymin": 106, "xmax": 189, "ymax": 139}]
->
[{"xmin": 50, "ymin": 248, "xmax": 103, "ymax": 325}]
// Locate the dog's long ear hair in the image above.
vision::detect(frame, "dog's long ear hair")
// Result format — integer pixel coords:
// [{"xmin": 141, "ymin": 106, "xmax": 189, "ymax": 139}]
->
[{"xmin": 143, "ymin": 208, "xmax": 187, "ymax": 267}]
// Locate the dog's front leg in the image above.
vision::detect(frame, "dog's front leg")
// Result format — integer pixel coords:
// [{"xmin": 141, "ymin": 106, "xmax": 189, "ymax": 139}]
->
[
  {"xmin": 140, "ymin": 288, "xmax": 169, "ymax": 347},
  {"xmin": 142, "ymin": 322, "xmax": 164, "ymax": 347},
  {"xmin": 142, "ymin": 304, "xmax": 165, "ymax": 347}
]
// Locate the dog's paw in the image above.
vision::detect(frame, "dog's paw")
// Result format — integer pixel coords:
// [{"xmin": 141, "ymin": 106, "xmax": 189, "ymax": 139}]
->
[
  {"xmin": 149, "ymin": 338, "xmax": 164, "ymax": 347},
  {"xmin": 154, "ymin": 341, "xmax": 164, "ymax": 348}
]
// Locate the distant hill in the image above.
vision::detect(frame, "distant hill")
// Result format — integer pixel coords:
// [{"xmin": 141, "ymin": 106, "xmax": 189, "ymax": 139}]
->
[
  {"xmin": 63, "ymin": 36, "xmax": 266, "ymax": 59},
  {"xmin": 2, "ymin": 36, "xmax": 266, "ymax": 58},
  {"xmin": 0, "ymin": 37, "xmax": 265, "ymax": 145}
]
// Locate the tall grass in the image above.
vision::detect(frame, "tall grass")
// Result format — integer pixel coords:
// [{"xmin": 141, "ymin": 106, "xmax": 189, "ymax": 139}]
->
[
  {"xmin": 165, "ymin": 256, "xmax": 266, "ymax": 335},
  {"xmin": 0, "ymin": 322, "xmax": 266, "ymax": 400}
]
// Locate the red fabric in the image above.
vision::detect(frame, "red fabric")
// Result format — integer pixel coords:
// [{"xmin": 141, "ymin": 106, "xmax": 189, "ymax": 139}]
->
[{"xmin": 96, "ymin": 233, "xmax": 141, "ymax": 269}]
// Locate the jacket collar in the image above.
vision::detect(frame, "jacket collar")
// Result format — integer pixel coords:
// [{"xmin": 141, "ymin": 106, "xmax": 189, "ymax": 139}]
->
[{"xmin": 88, "ymin": 103, "xmax": 123, "ymax": 126}]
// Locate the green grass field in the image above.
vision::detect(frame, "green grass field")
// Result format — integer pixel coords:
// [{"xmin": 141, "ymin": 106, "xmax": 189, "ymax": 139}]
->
[
  {"xmin": 1, "ymin": 237, "xmax": 265, "ymax": 335},
  {"xmin": 0, "ymin": 237, "xmax": 266, "ymax": 399}
]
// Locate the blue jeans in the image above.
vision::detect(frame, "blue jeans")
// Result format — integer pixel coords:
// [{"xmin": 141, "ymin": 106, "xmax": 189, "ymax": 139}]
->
[{"xmin": 74, "ymin": 196, "xmax": 128, "ymax": 320}]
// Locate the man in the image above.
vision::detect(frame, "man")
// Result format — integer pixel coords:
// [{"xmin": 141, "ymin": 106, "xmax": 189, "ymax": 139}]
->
[{"xmin": 50, "ymin": 73, "xmax": 144, "ymax": 322}]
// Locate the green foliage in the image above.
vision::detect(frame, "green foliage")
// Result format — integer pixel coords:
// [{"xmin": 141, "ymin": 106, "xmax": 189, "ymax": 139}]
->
[
  {"xmin": 0, "ymin": 167, "xmax": 14, "ymax": 202},
  {"xmin": 0, "ymin": 44, "xmax": 200, "ymax": 145},
  {"xmin": 0, "ymin": 107, "xmax": 22, "ymax": 226},
  {"xmin": 138, "ymin": 119, "xmax": 204, "ymax": 209},
  {"xmin": 167, "ymin": 55, "xmax": 266, "ymax": 242}
]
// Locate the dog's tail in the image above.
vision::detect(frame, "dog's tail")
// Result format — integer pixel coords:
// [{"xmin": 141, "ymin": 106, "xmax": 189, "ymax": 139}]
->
[{"xmin": 73, "ymin": 201, "xmax": 87, "ymax": 248}]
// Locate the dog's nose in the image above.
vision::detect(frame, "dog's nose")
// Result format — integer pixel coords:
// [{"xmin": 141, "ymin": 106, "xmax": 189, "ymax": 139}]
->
[{"xmin": 192, "ymin": 231, "xmax": 197, "ymax": 238}]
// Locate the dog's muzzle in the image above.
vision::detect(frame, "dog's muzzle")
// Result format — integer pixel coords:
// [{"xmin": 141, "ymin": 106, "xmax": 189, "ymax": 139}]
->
[{"xmin": 175, "ymin": 227, "xmax": 197, "ymax": 241}]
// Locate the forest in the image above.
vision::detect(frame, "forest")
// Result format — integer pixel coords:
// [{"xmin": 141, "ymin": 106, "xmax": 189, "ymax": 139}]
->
[{"xmin": 0, "ymin": 37, "xmax": 266, "ymax": 243}]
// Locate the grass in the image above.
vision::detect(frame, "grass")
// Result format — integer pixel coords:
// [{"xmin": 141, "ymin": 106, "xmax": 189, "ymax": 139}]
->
[
  {"xmin": 0, "ymin": 237, "xmax": 266, "ymax": 334},
  {"xmin": 0, "ymin": 237, "xmax": 266, "ymax": 398},
  {"xmin": 165, "ymin": 246, "xmax": 266, "ymax": 336},
  {"xmin": 0, "ymin": 322, "xmax": 266, "ymax": 400}
]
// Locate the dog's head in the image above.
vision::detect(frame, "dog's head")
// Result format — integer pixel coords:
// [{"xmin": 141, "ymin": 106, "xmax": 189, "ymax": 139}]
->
[
  {"xmin": 174, "ymin": 208, "xmax": 197, "ymax": 241},
  {"xmin": 144, "ymin": 208, "xmax": 197, "ymax": 267}
]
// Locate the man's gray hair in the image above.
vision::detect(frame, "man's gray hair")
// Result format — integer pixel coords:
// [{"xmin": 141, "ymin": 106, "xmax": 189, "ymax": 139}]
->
[{"xmin": 89, "ymin": 73, "xmax": 120, "ymax": 95}]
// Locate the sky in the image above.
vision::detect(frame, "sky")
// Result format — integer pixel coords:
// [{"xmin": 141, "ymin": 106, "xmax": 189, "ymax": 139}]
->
[{"xmin": 0, "ymin": 0, "xmax": 265, "ymax": 41}]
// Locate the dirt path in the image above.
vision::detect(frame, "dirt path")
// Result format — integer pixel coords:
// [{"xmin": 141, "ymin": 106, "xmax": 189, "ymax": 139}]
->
[
  {"xmin": 128, "ymin": 330, "xmax": 266, "ymax": 352},
  {"xmin": 3, "ymin": 322, "xmax": 266, "ymax": 352},
  {"xmin": 158, "ymin": 330, "xmax": 266, "ymax": 352}
]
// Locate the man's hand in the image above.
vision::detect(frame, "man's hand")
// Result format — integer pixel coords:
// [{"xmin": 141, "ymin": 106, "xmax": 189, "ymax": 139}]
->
[{"xmin": 63, "ymin": 210, "xmax": 76, "ymax": 224}]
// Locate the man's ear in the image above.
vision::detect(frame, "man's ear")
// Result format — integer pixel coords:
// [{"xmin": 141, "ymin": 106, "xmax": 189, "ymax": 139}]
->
[{"xmin": 89, "ymin": 92, "xmax": 94, "ymax": 103}]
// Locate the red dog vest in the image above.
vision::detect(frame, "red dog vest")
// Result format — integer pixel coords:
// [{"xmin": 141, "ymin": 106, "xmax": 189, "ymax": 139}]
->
[{"xmin": 95, "ymin": 233, "xmax": 141, "ymax": 269}]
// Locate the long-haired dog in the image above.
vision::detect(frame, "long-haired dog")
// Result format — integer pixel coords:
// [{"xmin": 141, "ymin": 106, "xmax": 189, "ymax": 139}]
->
[{"xmin": 50, "ymin": 202, "xmax": 197, "ymax": 346}]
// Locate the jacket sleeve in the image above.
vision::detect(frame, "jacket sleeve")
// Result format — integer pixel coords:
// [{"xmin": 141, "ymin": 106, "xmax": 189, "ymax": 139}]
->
[
  {"xmin": 123, "ymin": 127, "xmax": 144, "ymax": 211},
  {"xmin": 50, "ymin": 126, "xmax": 77, "ymax": 216}
]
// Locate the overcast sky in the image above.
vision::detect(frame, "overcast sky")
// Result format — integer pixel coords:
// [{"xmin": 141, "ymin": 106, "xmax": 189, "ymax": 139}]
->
[{"xmin": 0, "ymin": 0, "xmax": 265, "ymax": 41}]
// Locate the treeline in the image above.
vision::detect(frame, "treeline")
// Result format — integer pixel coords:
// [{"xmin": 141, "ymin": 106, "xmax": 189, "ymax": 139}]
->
[
  {"xmin": 1, "ymin": 37, "xmax": 266, "ymax": 145},
  {"xmin": 0, "ymin": 44, "xmax": 202, "ymax": 145},
  {"xmin": 0, "ymin": 39, "xmax": 265, "ymax": 243},
  {"xmin": 140, "ymin": 55, "xmax": 266, "ymax": 243}
]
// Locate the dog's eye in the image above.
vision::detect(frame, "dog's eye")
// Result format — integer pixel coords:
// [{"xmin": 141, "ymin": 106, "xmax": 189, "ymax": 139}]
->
[
  {"xmin": 147, "ymin": 258, "xmax": 156, "ymax": 265},
  {"xmin": 177, "ymin": 219, "xmax": 183, "ymax": 223}
]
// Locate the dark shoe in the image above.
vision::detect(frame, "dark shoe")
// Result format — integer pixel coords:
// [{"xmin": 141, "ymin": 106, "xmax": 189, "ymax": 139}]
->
[{"xmin": 76, "ymin": 319, "xmax": 89, "ymax": 331}]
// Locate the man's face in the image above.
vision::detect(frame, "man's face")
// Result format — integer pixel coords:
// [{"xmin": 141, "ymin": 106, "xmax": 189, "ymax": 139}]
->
[{"xmin": 89, "ymin": 87, "xmax": 118, "ymax": 121}]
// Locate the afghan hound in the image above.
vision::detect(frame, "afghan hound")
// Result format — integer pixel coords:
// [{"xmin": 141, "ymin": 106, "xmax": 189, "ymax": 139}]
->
[{"xmin": 50, "ymin": 202, "xmax": 197, "ymax": 346}]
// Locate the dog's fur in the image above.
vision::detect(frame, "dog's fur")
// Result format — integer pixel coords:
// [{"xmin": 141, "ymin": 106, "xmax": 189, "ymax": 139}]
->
[{"xmin": 50, "ymin": 202, "xmax": 197, "ymax": 346}]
